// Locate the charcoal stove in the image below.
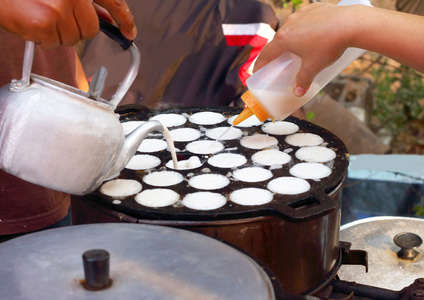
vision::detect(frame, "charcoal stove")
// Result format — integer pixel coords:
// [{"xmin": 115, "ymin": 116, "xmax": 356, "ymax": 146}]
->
[{"xmin": 71, "ymin": 105, "xmax": 424, "ymax": 299}]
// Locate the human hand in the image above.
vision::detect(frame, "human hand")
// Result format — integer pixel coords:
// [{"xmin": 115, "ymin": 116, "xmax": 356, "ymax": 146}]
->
[
  {"xmin": 0, "ymin": 0, "xmax": 136, "ymax": 49},
  {"xmin": 254, "ymin": 3, "xmax": 354, "ymax": 97}
]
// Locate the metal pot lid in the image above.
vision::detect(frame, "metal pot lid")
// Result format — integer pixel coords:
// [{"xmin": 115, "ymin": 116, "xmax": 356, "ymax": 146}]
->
[
  {"xmin": 0, "ymin": 223, "xmax": 274, "ymax": 300},
  {"xmin": 338, "ymin": 216, "xmax": 424, "ymax": 291}
]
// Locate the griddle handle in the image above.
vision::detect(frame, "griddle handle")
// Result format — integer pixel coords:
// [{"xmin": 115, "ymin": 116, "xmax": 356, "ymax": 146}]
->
[
  {"xmin": 99, "ymin": 18, "xmax": 133, "ymax": 50},
  {"xmin": 270, "ymin": 191, "xmax": 337, "ymax": 221},
  {"xmin": 291, "ymin": 191, "xmax": 337, "ymax": 220}
]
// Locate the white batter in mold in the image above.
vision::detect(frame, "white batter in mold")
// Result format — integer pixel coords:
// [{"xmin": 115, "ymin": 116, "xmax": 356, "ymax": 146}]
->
[
  {"xmin": 267, "ymin": 177, "xmax": 311, "ymax": 195},
  {"xmin": 205, "ymin": 126, "xmax": 243, "ymax": 140},
  {"xmin": 228, "ymin": 114, "xmax": 263, "ymax": 127},
  {"xmin": 126, "ymin": 154, "xmax": 161, "ymax": 170},
  {"xmin": 169, "ymin": 128, "xmax": 201, "ymax": 142},
  {"xmin": 135, "ymin": 189, "xmax": 179, "ymax": 207},
  {"xmin": 289, "ymin": 163, "xmax": 332, "ymax": 180},
  {"xmin": 295, "ymin": 146, "xmax": 336, "ymax": 163},
  {"xmin": 182, "ymin": 192, "xmax": 227, "ymax": 210},
  {"xmin": 100, "ymin": 179, "xmax": 142, "ymax": 197},
  {"xmin": 208, "ymin": 153, "xmax": 247, "ymax": 169},
  {"xmin": 233, "ymin": 167, "xmax": 273, "ymax": 182},
  {"xmin": 285, "ymin": 133, "xmax": 324, "ymax": 147},
  {"xmin": 150, "ymin": 113, "xmax": 187, "ymax": 127},
  {"xmin": 240, "ymin": 134, "xmax": 278, "ymax": 150},
  {"xmin": 121, "ymin": 120, "xmax": 146, "ymax": 135},
  {"xmin": 262, "ymin": 121, "xmax": 299, "ymax": 135},
  {"xmin": 251, "ymin": 149, "xmax": 291, "ymax": 166},
  {"xmin": 137, "ymin": 139, "xmax": 168, "ymax": 153},
  {"xmin": 186, "ymin": 140, "xmax": 224, "ymax": 155},
  {"xmin": 142, "ymin": 171, "xmax": 184, "ymax": 187},
  {"xmin": 188, "ymin": 174, "xmax": 230, "ymax": 190},
  {"xmin": 166, "ymin": 156, "xmax": 202, "ymax": 170},
  {"xmin": 189, "ymin": 111, "xmax": 226, "ymax": 125},
  {"xmin": 230, "ymin": 188, "xmax": 273, "ymax": 206}
]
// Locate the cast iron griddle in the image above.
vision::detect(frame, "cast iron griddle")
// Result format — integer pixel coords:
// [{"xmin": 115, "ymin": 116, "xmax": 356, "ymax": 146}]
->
[{"xmin": 85, "ymin": 105, "xmax": 349, "ymax": 222}]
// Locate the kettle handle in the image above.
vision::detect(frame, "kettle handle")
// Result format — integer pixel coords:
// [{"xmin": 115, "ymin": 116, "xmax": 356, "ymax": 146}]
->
[
  {"xmin": 18, "ymin": 18, "xmax": 140, "ymax": 107},
  {"xmin": 98, "ymin": 19, "xmax": 140, "ymax": 106}
]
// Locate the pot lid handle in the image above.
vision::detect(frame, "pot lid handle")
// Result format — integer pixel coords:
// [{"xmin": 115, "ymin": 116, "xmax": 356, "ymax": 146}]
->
[
  {"xmin": 393, "ymin": 232, "xmax": 423, "ymax": 260},
  {"xmin": 82, "ymin": 249, "xmax": 112, "ymax": 290}
]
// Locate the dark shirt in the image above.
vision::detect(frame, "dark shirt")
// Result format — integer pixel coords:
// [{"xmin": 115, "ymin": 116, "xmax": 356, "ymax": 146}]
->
[{"xmin": 81, "ymin": 0, "xmax": 278, "ymax": 108}]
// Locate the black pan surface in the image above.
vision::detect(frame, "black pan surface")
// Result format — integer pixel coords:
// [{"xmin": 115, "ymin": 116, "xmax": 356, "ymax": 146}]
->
[{"xmin": 85, "ymin": 105, "xmax": 349, "ymax": 222}]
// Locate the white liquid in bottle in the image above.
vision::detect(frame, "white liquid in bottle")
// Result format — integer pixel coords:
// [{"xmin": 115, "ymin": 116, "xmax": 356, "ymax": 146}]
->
[
  {"xmin": 235, "ymin": 0, "xmax": 372, "ymax": 124},
  {"xmin": 250, "ymin": 83, "xmax": 319, "ymax": 121}
]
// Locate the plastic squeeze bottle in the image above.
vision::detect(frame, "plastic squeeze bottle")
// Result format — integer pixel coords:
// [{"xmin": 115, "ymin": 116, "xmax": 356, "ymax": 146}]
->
[{"xmin": 233, "ymin": 0, "xmax": 372, "ymax": 125}]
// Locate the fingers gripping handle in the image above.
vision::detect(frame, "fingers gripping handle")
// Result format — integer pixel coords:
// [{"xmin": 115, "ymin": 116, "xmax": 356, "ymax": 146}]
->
[{"xmin": 99, "ymin": 18, "xmax": 133, "ymax": 50}]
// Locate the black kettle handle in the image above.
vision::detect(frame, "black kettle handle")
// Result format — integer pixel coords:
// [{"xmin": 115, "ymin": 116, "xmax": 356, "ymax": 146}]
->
[
  {"xmin": 98, "ymin": 18, "xmax": 133, "ymax": 50},
  {"xmin": 96, "ymin": 18, "xmax": 139, "ymax": 106},
  {"xmin": 16, "ymin": 18, "xmax": 135, "ymax": 90}
]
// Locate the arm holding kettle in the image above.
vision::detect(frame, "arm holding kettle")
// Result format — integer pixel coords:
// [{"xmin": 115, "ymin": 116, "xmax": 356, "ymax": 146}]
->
[
  {"xmin": 254, "ymin": 3, "xmax": 424, "ymax": 97},
  {"xmin": 0, "ymin": 0, "xmax": 136, "ymax": 49}
]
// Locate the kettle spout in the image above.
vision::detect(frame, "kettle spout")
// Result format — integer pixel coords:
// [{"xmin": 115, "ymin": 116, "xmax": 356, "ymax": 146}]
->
[{"xmin": 106, "ymin": 120, "xmax": 164, "ymax": 179}]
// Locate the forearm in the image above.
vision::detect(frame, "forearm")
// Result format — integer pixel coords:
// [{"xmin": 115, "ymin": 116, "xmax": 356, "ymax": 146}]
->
[
  {"xmin": 0, "ymin": 0, "xmax": 136, "ymax": 49},
  {"xmin": 348, "ymin": 6, "xmax": 424, "ymax": 73},
  {"xmin": 254, "ymin": 3, "xmax": 424, "ymax": 96}
]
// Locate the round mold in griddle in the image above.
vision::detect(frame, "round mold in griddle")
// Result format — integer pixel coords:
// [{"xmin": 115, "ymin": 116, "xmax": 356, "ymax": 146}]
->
[
  {"xmin": 164, "ymin": 153, "xmax": 206, "ymax": 175},
  {"xmin": 186, "ymin": 140, "xmax": 224, "ymax": 155},
  {"xmin": 289, "ymin": 163, "xmax": 332, "ymax": 180},
  {"xmin": 232, "ymin": 167, "xmax": 273, "ymax": 183},
  {"xmin": 267, "ymin": 177, "xmax": 311, "ymax": 195},
  {"xmin": 99, "ymin": 179, "xmax": 142, "ymax": 198},
  {"xmin": 205, "ymin": 126, "xmax": 243, "ymax": 141},
  {"xmin": 182, "ymin": 192, "xmax": 227, "ymax": 210},
  {"xmin": 188, "ymin": 173, "xmax": 230, "ymax": 191},
  {"xmin": 230, "ymin": 188, "xmax": 273, "ymax": 206},
  {"xmin": 137, "ymin": 139, "xmax": 168, "ymax": 153},
  {"xmin": 121, "ymin": 120, "xmax": 146, "ymax": 135},
  {"xmin": 169, "ymin": 127, "xmax": 201, "ymax": 142},
  {"xmin": 165, "ymin": 156, "xmax": 203, "ymax": 170},
  {"xmin": 295, "ymin": 146, "xmax": 336, "ymax": 163},
  {"xmin": 90, "ymin": 106, "xmax": 350, "ymax": 222},
  {"xmin": 142, "ymin": 171, "xmax": 184, "ymax": 187},
  {"xmin": 189, "ymin": 111, "xmax": 226, "ymax": 126},
  {"xmin": 240, "ymin": 134, "xmax": 278, "ymax": 150},
  {"xmin": 285, "ymin": 133, "xmax": 324, "ymax": 147},
  {"xmin": 135, "ymin": 189, "xmax": 180, "ymax": 208},
  {"xmin": 208, "ymin": 153, "xmax": 247, "ymax": 169},
  {"xmin": 126, "ymin": 154, "xmax": 161, "ymax": 170},
  {"xmin": 252, "ymin": 149, "xmax": 291, "ymax": 166},
  {"xmin": 261, "ymin": 121, "xmax": 299, "ymax": 135},
  {"xmin": 149, "ymin": 113, "xmax": 187, "ymax": 127}
]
